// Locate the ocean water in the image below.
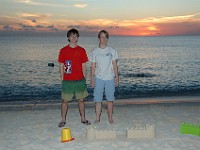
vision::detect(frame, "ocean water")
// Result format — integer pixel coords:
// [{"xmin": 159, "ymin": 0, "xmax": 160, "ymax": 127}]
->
[{"xmin": 0, "ymin": 35, "xmax": 200, "ymax": 102}]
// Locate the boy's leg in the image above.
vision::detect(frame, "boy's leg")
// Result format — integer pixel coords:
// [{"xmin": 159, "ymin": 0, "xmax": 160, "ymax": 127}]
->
[
  {"xmin": 61, "ymin": 100, "xmax": 68, "ymax": 121},
  {"xmin": 93, "ymin": 77, "xmax": 104, "ymax": 123},
  {"xmin": 78, "ymin": 99, "xmax": 91, "ymax": 125},
  {"xmin": 75, "ymin": 79, "xmax": 90, "ymax": 125},
  {"xmin": 105, "ymin": 79, "xmax": 115, "ymax": 124},
  {"xmin": 78, "ymin": 99, "xmax": 85, "ymax": 121},
  {"xmin": 95, "ymin": 102, "xmax": 102, "ymax": 122},
  {"xmin": 59, "ymin": 80, "xmax": 73, "ymax": 127},
  {"xmin": 58, "ymin": 100, "xmax": 68, "ymax": 127},
  {"xmin": 107, "ymin": 101, "xmax": 114, "ymax": 124}
]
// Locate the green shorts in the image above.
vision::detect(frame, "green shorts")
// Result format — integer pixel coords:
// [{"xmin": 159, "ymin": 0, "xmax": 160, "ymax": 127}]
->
[{"xmin": 61, "ymin": 78, "xmax": 88, "ymax": 101}]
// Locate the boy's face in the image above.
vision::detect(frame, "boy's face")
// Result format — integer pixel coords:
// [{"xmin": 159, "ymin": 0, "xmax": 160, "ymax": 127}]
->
[
  {"xmin": 68, "ymin": 33, "xmax": 78, "ymax": 43},
  {"xmin": 99, "ymin": 33, "xmax": 108, "ymax": 45}
]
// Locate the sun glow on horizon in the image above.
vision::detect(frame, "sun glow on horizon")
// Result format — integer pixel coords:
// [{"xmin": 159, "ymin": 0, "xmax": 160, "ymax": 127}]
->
[
  {"xmin": 148, "ymin": 26, "xmax": 158, "ymax": 31},
  {"xmin": 1, "ymin": 14, "xmax": 200, "ymax": 36}
]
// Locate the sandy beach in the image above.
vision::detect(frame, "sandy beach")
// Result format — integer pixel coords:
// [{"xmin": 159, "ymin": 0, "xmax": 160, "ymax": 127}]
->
[{"xmin": 0, "ymin": 96, "xmax": 200, "ymax": 150}]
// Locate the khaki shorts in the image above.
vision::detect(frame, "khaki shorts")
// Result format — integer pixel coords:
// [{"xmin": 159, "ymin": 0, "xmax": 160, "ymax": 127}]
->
[{"xmin": 61, "ymin": 78, "xmax": 88, "ymax": 101}]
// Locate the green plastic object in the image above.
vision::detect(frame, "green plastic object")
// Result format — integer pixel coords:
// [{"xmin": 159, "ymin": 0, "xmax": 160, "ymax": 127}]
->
[{"xmin": 180, "ymin": 122, "xmax": 200, "ymax": 136}]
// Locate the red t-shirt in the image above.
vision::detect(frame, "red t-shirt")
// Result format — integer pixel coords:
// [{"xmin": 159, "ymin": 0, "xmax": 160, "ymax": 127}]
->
[{"xmin": 58, "ymin": 45, "xmax": 88, "ymax": 80}]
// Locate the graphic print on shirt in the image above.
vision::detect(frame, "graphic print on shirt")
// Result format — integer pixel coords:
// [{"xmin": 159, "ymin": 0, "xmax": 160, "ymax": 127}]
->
[
  {"xmin": 106, "ymin": 52, "xmax": 112, "ymax": 57},
  {"xmin": 64, "ymin": 60, "xmax": 72, "ymax": 74}
]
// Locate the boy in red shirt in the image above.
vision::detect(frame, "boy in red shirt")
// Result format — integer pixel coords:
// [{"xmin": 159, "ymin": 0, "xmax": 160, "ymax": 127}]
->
[{"xmin": 58, "ymin": 29, "xmax": 91, "ymax": 127}]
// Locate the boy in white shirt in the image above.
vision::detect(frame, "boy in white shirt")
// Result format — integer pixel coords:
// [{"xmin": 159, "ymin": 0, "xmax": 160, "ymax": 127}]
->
[{"xmin": 90, "ymin": 30, "xmax": 119, "ymax": 124}]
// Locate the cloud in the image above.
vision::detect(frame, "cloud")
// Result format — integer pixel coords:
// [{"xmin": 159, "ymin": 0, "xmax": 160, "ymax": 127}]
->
[
  {"xmin": 46, "ymin": 25, "xmax": 59, "ymax": 31},
  {"xmin": 44, "ymin": 14, "xmax": 200, "ymax": 36},
  {"xmin": 35, "ymin": 25, "xmax": 44, "ymax": 28},
  {"xmin": 32, "ymin": 19, "xmax": 36, "ymax": 23},
  {"xmin": 15, "ymin": 13, "xmax": 51, "ymax": 25},
  {"xmin": 16, "ymin": 23, "xmax": 59, "ymax": 32},
  {"xmin": 17, "ymin": 13, "xmax": 51, "ymax": 18},
  {"xmin": 73, "ymin": 4, "xmax": 88, "ymax": 8},
  {"xmin": 19, "ymin": 24, "xmax": 35, "ymax": 31},
  {"xmin": 68, "ymin": 25, "xmax": 81, "ymax": 29},
  {"xmin": 136, "ymin": 14, "xmax": 200, "ymax": 23},
  {"xmin": 16, "ymin": 0, "xmax": 69, "ymax": 8},
  {"xmin": 3, "ymin": 25, "xmax": 13, "ymax": 30},
  {"xmin": 1, "ymin": 13, "xmax": 200, "ymax": 36},
  {"xmin": 16, "ymin": 0, "xmax": 46, "ymax": 5}
]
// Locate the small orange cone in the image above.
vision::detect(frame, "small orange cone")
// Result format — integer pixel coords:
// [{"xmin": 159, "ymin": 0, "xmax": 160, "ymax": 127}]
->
[{"xmin": 61, "ymin": 128, "xmax": 75, "ymax": 142}]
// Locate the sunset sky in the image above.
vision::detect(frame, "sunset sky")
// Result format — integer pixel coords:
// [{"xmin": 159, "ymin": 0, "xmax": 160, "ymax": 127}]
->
[{"xmin": 1, "ymin": 0, "xmax": 200, "ymax": 36}]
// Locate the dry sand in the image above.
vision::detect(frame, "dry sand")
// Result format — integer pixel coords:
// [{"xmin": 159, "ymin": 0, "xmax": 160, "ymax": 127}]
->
[{"xmin": 0, "ymin": 96, "xmax": 200, "ymax": 150}]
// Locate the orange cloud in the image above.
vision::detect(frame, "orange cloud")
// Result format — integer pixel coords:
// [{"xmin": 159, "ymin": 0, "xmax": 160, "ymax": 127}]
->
[{"xmin": 1, "ymin": 13, "xmax": 200, "ymax": 36}]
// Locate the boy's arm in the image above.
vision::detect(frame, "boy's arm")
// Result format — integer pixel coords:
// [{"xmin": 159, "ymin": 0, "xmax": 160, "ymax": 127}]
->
[
  {"xmin": 82, "ymin": 62, "xmax": 87, "ymax": 78},
  {"xmin": 90, "ymin": 62, "xmax": 96, "ymax": 88},
  {"xmin": 59, "ymin": 63, "xmax": 64, "ymax": 80},
  {"xmin": 112, "ymin": 60, "xmax": 119, "ymax": 86}
]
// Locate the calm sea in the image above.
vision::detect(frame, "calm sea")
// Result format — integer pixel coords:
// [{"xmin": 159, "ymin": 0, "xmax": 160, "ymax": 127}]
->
[{"xmin": 0, "ymin": 35, "xmax": 200, "ymax": 103}]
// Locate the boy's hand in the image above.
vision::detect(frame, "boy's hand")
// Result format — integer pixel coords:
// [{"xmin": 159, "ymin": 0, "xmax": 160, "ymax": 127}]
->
[
  {"xmin": 115, "ymin": 79, "xmax": 119, "ymax": 87},
  {"xmin": 90, "ymin": 80, "xmax": 95, "ymax": 88},
  {"xmin": 115, "ymin": 76, "xmax": 119, "ymax": 87}
]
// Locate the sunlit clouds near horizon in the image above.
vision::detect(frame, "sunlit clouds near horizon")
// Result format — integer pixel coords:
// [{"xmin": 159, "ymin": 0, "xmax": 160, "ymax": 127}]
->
[{"xmin": 1, "ymin": 0, "xmax": 200, "ymax": 36}]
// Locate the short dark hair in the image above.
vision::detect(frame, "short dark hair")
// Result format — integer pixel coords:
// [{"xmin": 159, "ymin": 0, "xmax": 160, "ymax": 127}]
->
[
  {"xmin": 98, "ymin": 30, "xmax": 109, "ymax": 39},
  {"xmin": 67, "ymin": 28, "xmax": 79, "ymax": 38}
]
